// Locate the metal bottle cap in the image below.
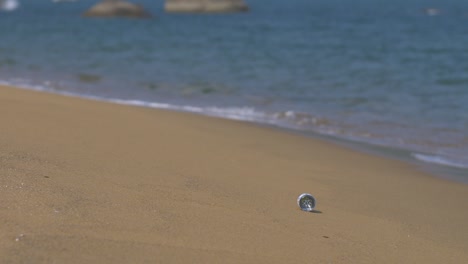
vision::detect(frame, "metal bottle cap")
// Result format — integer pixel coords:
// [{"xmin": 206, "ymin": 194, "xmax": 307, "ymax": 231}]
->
[{"xmin": 297, "ymin": 193, "xmax": 316, "ymax": 212}]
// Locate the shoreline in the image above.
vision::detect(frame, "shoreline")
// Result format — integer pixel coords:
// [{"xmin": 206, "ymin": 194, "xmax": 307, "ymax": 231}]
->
[
  {"xmin": 2, "ymin": 80, "xmax": 466, "ymax": 184},
  {"xmin": 1, "ymin": 84, "xmax": 468, "ymax": 263}
]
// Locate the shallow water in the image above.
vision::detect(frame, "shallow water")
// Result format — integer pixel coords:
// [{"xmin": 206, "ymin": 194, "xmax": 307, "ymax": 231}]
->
[{"xmin": 1, "ymin": 0, "xmax": 467, "ymax": 181}]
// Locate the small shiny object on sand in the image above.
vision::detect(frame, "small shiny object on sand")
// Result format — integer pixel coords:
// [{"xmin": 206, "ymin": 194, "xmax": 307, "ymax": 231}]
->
[{"xmin": 297, "ymin": 193, "xmax": 316, "ymax": 211}]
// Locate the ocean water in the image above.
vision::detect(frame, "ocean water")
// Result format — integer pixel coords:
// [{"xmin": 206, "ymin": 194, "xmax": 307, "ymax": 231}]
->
[{"xmin": 1, "ymin": 0, "xmax": 468, "ymax": 181}]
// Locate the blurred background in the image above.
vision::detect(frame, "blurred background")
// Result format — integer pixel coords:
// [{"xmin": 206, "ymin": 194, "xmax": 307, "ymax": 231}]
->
[{"xmin": 1, "ymin": 0, "xmax": 468, "ymax": 179}]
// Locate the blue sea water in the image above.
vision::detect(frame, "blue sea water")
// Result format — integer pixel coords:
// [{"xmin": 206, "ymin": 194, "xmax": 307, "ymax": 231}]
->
[{"xmin": 1, "ymin": 0, "xmax": 468, "ymax": 181}]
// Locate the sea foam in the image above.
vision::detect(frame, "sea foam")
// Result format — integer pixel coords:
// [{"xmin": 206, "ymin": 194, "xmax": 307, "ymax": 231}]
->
[{"xmin": 412, "ymin": 153, "xmax": 468, "ymax": 169}]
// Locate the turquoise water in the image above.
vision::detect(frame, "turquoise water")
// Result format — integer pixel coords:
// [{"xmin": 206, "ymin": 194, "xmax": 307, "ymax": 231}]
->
[{"xmin": 1, "ymin": 0, "xmax": 468, "ymax": 180}]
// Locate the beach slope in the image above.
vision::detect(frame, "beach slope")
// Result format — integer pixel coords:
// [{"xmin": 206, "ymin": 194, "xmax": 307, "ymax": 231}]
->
[{"xmin": 1, "ymin": 85, "xmax": 467, "ymax": 263}]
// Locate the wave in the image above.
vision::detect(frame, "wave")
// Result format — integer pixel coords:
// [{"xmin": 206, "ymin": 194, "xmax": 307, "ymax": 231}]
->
[
  {"xmin": 110, "ymin": 98, "xmax": 271, "ymax": 122},
  {"xmin": 2, "ymin": 78, "xmax": 468, "ymax": 173},
  {"xmin": 0, "ymin": 78, "xmax": 277, "ymax": 124},
  {"xmin": 0, "ymin": 78, "xmax": 355, "ymax": 140},
  {"xmin": 412, "ymin": 153, "xmax": 468, "ymax": 169}
]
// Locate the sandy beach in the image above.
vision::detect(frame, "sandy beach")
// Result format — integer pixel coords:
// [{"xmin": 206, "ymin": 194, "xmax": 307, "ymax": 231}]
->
[{"xmin": 1, "ymin": 85, "xmax": 467, "ymax": 263}]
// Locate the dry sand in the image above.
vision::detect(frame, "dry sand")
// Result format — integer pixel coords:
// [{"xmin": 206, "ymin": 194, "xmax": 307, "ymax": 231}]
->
[{"xmin": 1, "ymin": 85, "xmax": 467, "ymax": 263}]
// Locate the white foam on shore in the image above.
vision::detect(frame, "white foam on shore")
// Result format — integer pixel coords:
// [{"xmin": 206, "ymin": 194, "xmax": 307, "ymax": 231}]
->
[
  {"xmin": 2, "ymin": 79, "xmax": 468, "ymax": 174},
  {"xmin": 0, "ymin": 79, "xmax": 278, "ymax": 124},
  {"xmin": 412, "ymin": 153, "xmax": 468, "ymax": 169},
  {"xmin": 110, "ymin": 98, "xmax": 270, "ymax": 123}
]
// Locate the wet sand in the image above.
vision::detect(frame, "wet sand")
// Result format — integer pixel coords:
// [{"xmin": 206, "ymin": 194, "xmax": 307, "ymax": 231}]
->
[{"xmin": 1, "ymin": 85, "xmax": 467, "ymax": 263}]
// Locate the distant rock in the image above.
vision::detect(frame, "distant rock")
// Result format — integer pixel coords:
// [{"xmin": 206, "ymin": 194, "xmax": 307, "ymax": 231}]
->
[
  {"xmin": 165, "ymin": 0, "xmax": 249, "ymax": 13},
  {"xmin": 422, "ymin": 8, "xmax": 441, "ymax": 16},
  {"xmin": 0, "ymin": 0, "xmax": 20, "ymax": 12},
  {"xmin": 83, "ymin": 0, "xmax": 151, "ymax": 18}
]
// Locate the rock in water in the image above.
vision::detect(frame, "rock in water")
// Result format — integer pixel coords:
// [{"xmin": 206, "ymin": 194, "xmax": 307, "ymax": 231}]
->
[
  {"xmin": 0, "ymin": 0, "xmax": 20, "ymax": 12},
  {"xmin": 165, "ymin": 0, "xmax": 248, "ymax": 13},
  {"xmin": 83, "ymin": 0, "xmax": 151, "ymax": 18}
]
